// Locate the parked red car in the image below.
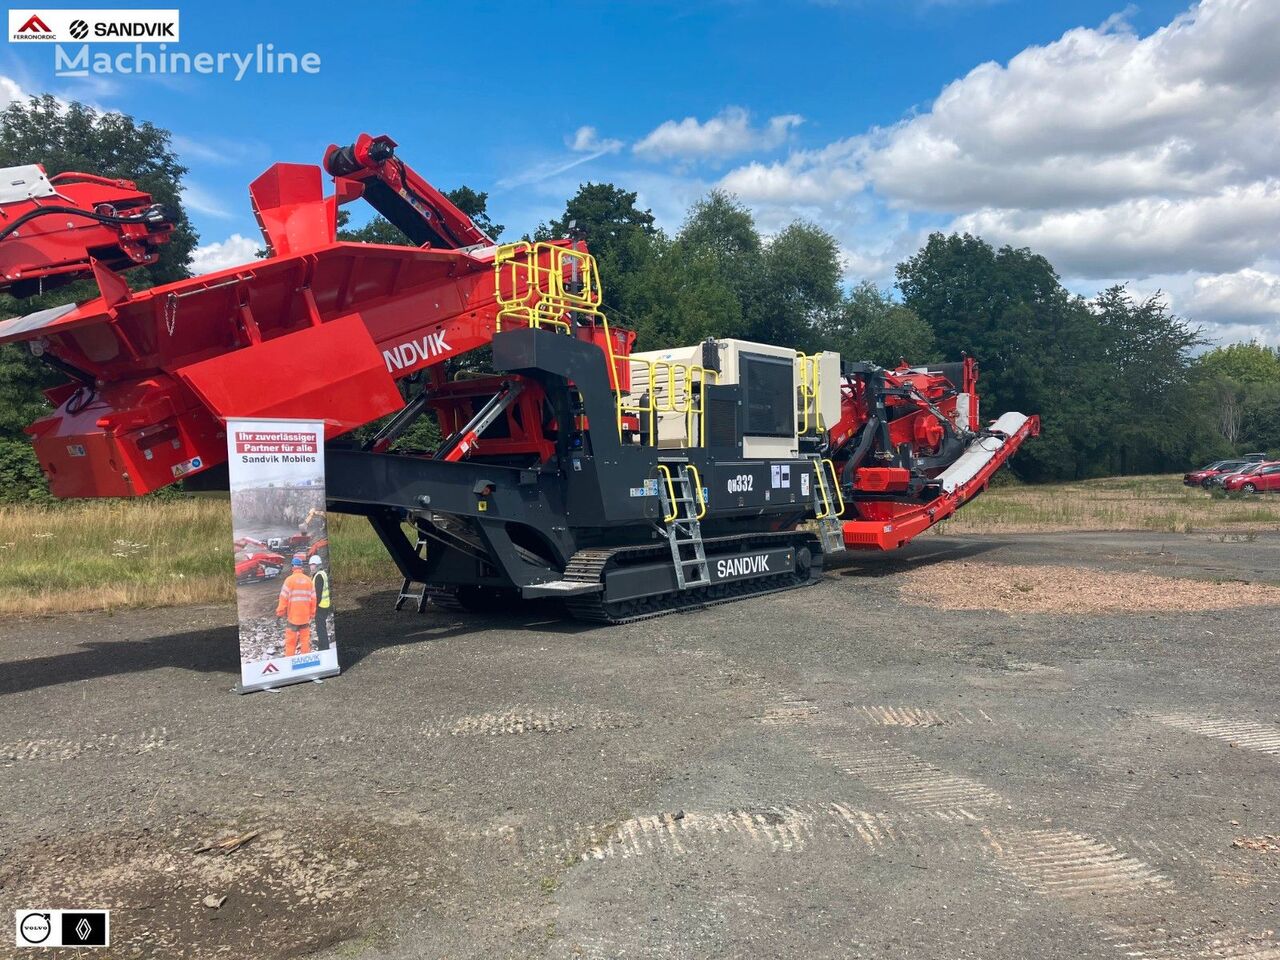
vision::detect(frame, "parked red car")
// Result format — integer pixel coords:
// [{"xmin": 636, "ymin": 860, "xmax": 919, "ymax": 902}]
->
[
  {"xmin": 1184, "ymin": 459, "xmax": 1248, "ymax": 486},
  {"xmin": 1223, "ymin": 462, "xmax": 1280, "ymax": 494}
]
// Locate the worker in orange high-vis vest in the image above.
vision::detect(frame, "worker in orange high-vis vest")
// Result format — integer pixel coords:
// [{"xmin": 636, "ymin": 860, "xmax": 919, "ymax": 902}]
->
[{"xmin": 275, "ymin": 556, "xmax": 317, "ymax": 656}]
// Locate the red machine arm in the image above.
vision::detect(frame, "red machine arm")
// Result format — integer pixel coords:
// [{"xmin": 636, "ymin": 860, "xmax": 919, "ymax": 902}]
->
[
  {"xmin": 322, "ymin": 133, "xmax": 492, "ymax": 250},
  {"xmin": 0, "ymin": 164, "xmax": 172, "ymax": 298}
]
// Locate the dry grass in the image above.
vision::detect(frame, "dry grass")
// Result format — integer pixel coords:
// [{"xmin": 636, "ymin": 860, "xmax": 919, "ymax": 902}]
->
[
  {"xmin": 936, "ymin": 474, "xmax": 1280, "ymax": 535},
  {"xmin": 899, "ymin": 561, "xmax": 1280, "ymax": 614},
  {"xmin": 2, "ymin": 473, "xmax": 1274, "ymax": 616},
  {"xmin": 0, "ymin": 498, "xmax": 397, "ymax": 617}
]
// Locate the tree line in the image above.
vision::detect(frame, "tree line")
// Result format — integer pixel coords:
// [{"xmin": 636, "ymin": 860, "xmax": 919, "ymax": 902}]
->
[{"xmin": 0, "ymin": 97, "xmax": 1276, "ymax": 500}]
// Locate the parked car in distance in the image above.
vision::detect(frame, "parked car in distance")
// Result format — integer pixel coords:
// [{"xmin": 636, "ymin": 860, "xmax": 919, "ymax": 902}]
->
[
  {"xmin": 1185, "ymin": 459, "xmax": 1248, "ymax": 486},
  {"xmin": 1223, "ymin": 461, "xmax": 1280, "ymax": 494},
  {"xmin": 1208, "ymin": 461, "xmax": 1265, "ymax": 489}
]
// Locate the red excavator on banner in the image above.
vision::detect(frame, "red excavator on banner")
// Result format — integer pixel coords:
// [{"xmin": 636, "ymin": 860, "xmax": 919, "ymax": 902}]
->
[{"xmin": 0, "ymin": 134, "xmax": 1037, "ymax": 621}]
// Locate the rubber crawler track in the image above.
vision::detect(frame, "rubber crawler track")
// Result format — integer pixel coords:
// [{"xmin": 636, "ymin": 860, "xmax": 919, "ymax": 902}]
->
[{"xmin": 563, "ymin": 531, "xmax": 823, "ymax": 624}]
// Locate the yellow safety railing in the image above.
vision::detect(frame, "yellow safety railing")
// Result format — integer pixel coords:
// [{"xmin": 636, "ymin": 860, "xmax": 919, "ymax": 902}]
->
[
  {"xmin": 812, "ymin": 458, "xmax": 845, "ymax": 519},
  {"xmin": 652, "ymin": 463, "xmax": 707, "ymax": 522},
  {"xmin": 620, "ymin": 359, "xmax": 717, "ymax": 448},
  {"xmin": 494, "ymin": 241, "xmax": 602, "ymax": 333},
  {"xmin": 686, "ymin": 464, "xmax": 707, "ymax": 519},
  {"xmin": 655, "ymin": 464, "xmax": 679, "ymax": 522},
  {"xmin": 491, "ymin": 242, "xmax": 716, "ymax": 449},
  {"xmin": 796, "ymin": 352, "xmax": 824, "ymax": 435}
]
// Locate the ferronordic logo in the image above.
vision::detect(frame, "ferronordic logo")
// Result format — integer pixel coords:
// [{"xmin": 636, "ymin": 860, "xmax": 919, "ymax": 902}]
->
[
  {"xmin": 17, "ymin": 14, "xmax": 51, "ymax": 34},
  {"xmin": 261, "ymin": 662, "xmax": 280, "ymax": 675}
]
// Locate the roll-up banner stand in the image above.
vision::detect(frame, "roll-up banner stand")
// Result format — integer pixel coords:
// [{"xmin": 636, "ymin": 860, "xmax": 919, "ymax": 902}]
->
[{"xmin": 227, "ymin": 418, "xmax": 339, "ymax": 693}]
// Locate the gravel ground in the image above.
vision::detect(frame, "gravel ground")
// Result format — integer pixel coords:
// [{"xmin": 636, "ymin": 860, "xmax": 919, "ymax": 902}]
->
[{"xmin": 0, "ymin": 530, "xmax": 1277, "ymax": 959}]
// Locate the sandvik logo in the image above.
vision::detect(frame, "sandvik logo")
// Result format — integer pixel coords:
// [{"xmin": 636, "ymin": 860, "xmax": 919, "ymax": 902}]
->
[
  {"xmin": 383, "ymin": 331, "xmax": 451, "ymax": 372},
  {"xmin": 291, "ymin": 653, "xmax": 321, "ymax": 671}
]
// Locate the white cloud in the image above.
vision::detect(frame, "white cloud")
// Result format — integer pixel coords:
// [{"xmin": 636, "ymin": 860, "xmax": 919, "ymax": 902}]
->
[
  {"xmin": 865, "ymin": 1, "xmax": 1280, "ymax": 212},
  {"xmin": 1188, "ymin": 268, "xmax": 1280, "ymax": 326},
  {"xmin": 0, "ymin": 75, "xmax": 27, "ymax": 109},
  {"xmin": 633, "ymin": 107, "xmax": 803, "ymax": 161},
  {"xmin": 567, "ymin": 126, "xmax": 623, "ymax": 155},
  {"xmin": 693, "ymin": 0, "xmax": 1280, "ymax": 341},
  {"xmin": 952, "ymin": 180, "xmax": 1280, "ymax": 277},
  {"xmin": 718, "ymin": 137, "xmax": 868, "ymax": 204},
  {"xmin": 190, "ymin": 233, "xmax": 259, "ymax": 275}
]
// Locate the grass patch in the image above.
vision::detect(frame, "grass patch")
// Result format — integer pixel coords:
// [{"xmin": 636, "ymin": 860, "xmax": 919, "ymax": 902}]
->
[
  {"xmin": 2, "ymin": 474, "xmax": 1273, "ymax": 615},
  {"xmin": 936, "ymin": 474, "xmax": 1280, "ymax": 535},
  {"xmin": 0, "ymin": 498, "xmax": 397, "ymax": 617}
]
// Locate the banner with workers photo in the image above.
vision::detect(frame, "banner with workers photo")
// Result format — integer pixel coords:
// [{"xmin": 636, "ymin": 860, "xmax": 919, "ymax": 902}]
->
[{"xmin": 226, "ymin": 418, "xmax": 338, "ymax": 693}]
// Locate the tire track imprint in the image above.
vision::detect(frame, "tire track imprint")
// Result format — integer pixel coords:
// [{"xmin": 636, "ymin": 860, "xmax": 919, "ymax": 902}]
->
[
  {"xmin": 1101, "ymin": 921, "xmax": 1280, "ymax": 960},
  {"xmin": 1150, "ymin": 713, "xmax": 1280, "ymax": 756},
  {"xmin": 986, "ymin": 827, "xmax": 1174, "ymax": 901},
  {"xmin": 813, "ymin": 740, "xmax": 1005, "ymax": 816},
  {"xmin": 1, "ymin": 727, "xmax": 169, "ymax": 762},
  {"xmin": 851, "ymin": 705, "xmax": 994, "ymax": 727},
  {"xmin": 492, "ymin": 802, "xmax": 944, "ymax": 865},
  {"xmin": 754, "ymin": 701, "xmax": 820, "ymax": 725},
  {"xmin": 420, "ymin": 706, "xmax": 637, "ymax": 738}
]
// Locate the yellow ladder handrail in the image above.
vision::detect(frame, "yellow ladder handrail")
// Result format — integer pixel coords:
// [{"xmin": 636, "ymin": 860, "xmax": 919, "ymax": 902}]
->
[
  {"xmin": 813, "ymin": 458, "xmax": 845, "ymax": 519},
  {"xmin": 685, "ymin": 464, "xmax": 707, "ymax": 519},
  {"xmin": 494, "ymin": 241, "xmax": 599, "ymax": 333},
  {"xmin": 823, "ymin": 458, "xmax": 845, "ymax": 516},
  {"xmin": 654, "ymin": 464, "xmax": 678, "ymax": 523}
]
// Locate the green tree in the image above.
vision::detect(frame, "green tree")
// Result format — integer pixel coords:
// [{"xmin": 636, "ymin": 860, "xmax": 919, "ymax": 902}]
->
[
  {"xmin": 1196, "ymin": 341, "xmax": 1280, "ymax": 384},
  {"xmin": 540, "ymin": 183, "xmax": 656, "ymax": 281},
  {"xmin": 823, "ymin": 281, "xmax": 936, "ymax": 367},
  {"xmin": 1194, "ymin": 341, "xmax": 1280, "ymax": 454},
  {"xmin": 748, "ymin": 222, "xmax": 842, "ymax": 350},
  {"xmin": 897, "ymin": 233, "xmax": 1113, "ymax": 480},
  {"xmin": 679, "ymin": 190, "xmax": 760, "ymax": 260},
  {"xmin": 1092, "ymin": 285, "xmax": 1205, "ymax": 474}
]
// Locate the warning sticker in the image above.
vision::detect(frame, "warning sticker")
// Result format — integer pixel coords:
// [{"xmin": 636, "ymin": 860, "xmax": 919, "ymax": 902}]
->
[{"xmin": 629, "ymin": 478, "xmax": 660, "ymax": 498}]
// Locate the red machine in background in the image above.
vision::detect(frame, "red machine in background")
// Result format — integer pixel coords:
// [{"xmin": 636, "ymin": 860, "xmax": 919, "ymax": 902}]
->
[{"xmin": 0, "ymin": 133, "xmax": 1037, "ymax": 621}]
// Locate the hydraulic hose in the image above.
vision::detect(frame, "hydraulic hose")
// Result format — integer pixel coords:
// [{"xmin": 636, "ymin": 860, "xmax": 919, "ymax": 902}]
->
[
  {"xmin": 0, "ymin": 203, "xmax": 168, "ymax": 244},
  {"xmin": 840, "ymin": 415, "xmax": 881, "ymax": 486}
]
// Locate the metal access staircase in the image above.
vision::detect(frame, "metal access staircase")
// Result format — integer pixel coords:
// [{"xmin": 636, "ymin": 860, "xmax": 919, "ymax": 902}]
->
[
  {"xmin": 657, "ymin": 462, "xmax": 710, "ymax": 589},
  {"xmin": 811, "ymin": 457, "xmax": 847, "ymax": 555}
]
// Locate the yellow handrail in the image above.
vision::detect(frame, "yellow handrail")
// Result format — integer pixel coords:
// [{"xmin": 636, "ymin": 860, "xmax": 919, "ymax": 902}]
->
[
  {"xmin": 494, "ymin": 241, "xmax": 600, "ymax": 333},
  {"xmin": 619, "ymin": 358, "xmax": 717, "ymax": 447},
  {"xmin": 685, "ymin": 464, "xmax": 707, "ymax": 519},
  {"xmin": 491, "ymin": 243, "xmax": 717, "ymax": 449},
  {"xmin": 654, "ymin": 464, "xmax": 678, "ymax": 522},
  {"xmin": 822, "ymin": 458, "xmax": 845, "ymax": 516},
  {"xmin": 796, "ymin": 352, "xmax": 825, "ymax": 434}
]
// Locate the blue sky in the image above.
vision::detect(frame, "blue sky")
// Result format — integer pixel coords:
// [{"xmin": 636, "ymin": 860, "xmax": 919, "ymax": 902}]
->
[{"xmin": 3, "ymin": 0, "xmax": 1277, "ymax": 344}]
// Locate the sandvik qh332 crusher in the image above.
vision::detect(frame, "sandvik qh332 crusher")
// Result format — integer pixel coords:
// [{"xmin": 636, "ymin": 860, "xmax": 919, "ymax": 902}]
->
[{"xmin": 0, "ymin": 133, "xmax": 1038, "ymax": 622}]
